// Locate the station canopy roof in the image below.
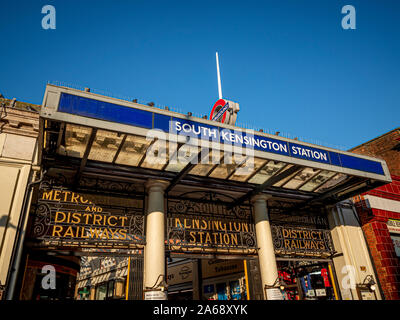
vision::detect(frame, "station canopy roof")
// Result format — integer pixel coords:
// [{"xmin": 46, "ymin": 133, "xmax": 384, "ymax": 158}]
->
[{"xmin": 39, "ymin": 84, "xmax": 392, "ymax": 209}]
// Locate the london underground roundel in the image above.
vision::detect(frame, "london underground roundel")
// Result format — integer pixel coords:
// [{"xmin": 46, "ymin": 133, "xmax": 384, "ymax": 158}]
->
[{"xmin": 210, "ymin": 99, "xmax": 230, "ymax": 123}]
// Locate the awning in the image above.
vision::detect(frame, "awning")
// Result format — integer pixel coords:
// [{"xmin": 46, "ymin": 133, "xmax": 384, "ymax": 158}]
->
[{"xmin": 39, "ymin": 84, "xmax": 391, "ymax": 206}]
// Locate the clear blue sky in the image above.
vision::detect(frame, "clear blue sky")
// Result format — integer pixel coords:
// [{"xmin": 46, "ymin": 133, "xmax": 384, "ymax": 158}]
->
[{"xmin": 1, "ymin": 0, "xmax": 399, "ymax": 150}]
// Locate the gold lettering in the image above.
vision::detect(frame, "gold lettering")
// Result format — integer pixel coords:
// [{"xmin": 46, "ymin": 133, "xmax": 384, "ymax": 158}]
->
[
  {"xmin": 205, "ymin": 232, "xmax": 212, "ymax": 244},
  {"xmin": 184, "ymin": 219, "xmax": 191, "ymax": 229},
  {"xmin": 198, "ymin": 231, "xmax": 204, "ymax": 243},
  {"xmin": 200, "ymin": 220, "xmax": 207, "ymax": 230},
  {"xmin": 80, "ymin": 195, "xmax": 88, "ymax": 204},
  {"xmin": 118, "ymin": 229, "xmax": 127, "ymax": 240},
  {"xmin": 282, "ymin": 228, "xmax": 290, "ymax": 238},
  {"xmin": 93, "ymin": 214, "xmax": 102, "ymax": 225},
  {"xmin": 53, "ymin": 190, "xmax": 61, "ymax": 201},
  {"xmin": 109, "ymin": 228, "xmax": 118, "ymax": 239},
  {"xmin": 212, "ymin": 220, "xmax": 219, "ymax": 231},
  {"xmin": 42, "ymin": 190, "xmax": 53, "ymax": 200},
  {"xmin": 189, "ymin": 231, "xmax": 196, "ymax": 243},
  {"xmin": 90, "ymin": 228, "xmax": 102, "ymax": 238},
  {"xmin": 284, "ymin": 239, "xmax": 290, "ymax": 248},
  {"xmin": 230, "ymin": 233, "xmax": 238, "ymax": 246},
  {"xmin": 81, "ymin": 227, "xmax": 89, "ymax": 238},
  {"xmin": 119, "ymin": 216, "xmax": 128, "ymax": 227},
  {"xmin": 175, "ymin": 218, "xmax": 183, "ymax": 229},
  {"xmin": 63, "ymin": 226, "xmax": 75, "ymax": 238},
  {"xmin": 193, "ymin": 219, "xmax": 200, "ymax": 229},
  {"xmin": 52, "ymin": 225, "xmax": 63, "ymax": 237},
  {"xmin": 223, "ymin": 234, "xmax": 230, "ymax": 245},
  {"xmin": 83, "ymin": 213, "xmax": 92, "ymax": 224},
  {"xmin": 54, "ymin": 211, "xmax": 66, "ymax": 223},
  {"xmin": 71, "ymin": 212, "xmax": 80, "ymax": 224},
  {"xmin": 233, "ymin": 222, "xmax": 241, "ymax": 232},
  {"xmin": 108, "ymin": 216, "xmax": 118, "ymax": 226},
  {"xmin": 63, "ymin": 191, "xmax": 71, "ymax": 202},
  {"xmin": 71, "ymin": 193, "xmax": 80, "ymax": 203},
  {"xmin": 102, "ymin": 228, "xmax": 110, "ymax": 239}
]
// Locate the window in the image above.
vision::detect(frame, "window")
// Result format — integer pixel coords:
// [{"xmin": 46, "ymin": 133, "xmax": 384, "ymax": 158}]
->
[{"xmin": 390, "ymin": 234, "xmax": 400, "ymax": 258}]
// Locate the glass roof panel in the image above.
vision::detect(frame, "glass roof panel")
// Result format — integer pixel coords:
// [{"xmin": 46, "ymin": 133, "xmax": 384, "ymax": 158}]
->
[
  {"xmin": 209, "ymin": 163, "xmax": 239, "ymax": 179},
  {"xmin": 88, "ymin": 130, "xmax": 125, "ymax": 162},
  {"xmin": 299, "ymin": 170, "xmax": 336, "ymax": 192},
  {"xmin": 248, "ymin": 161, "xmax": 287, "ymax": 185},
  {"xmin": 273, "ymin": 165, "xmax": 301, "ymax": 187},
  {"xmin": 141, "ymin": 140, "xmax": 169, "ymax": 170},
  {"xmin": 165, "ymin": 145, "xmax": 199, "ymax": 173},
  {"xmin": 282, "ymin": 167, "xmax": 320, "ymax": 190},
  {"xmin": 189, "ymin": 150, "xmax": 223, "ymax": 176},
  {"xmin": 115, "ymin": 134, "xmax": 152, "ymax": 166},
  {"xmin": 229, "ymin": 157, "xmax": 267, "ymax": 182},
  {"xmin": 63, "ymin": 124, "xmax": 92, "ymax": 158},
  {"xmin": 314, "ymin": 173, "xmax": 349, "ymax": 193}
]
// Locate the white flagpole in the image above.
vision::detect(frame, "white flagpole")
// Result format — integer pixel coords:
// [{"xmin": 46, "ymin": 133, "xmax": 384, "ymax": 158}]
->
[{"xmin": 216, "ymin": 52, "xmax": 223, "ymax": 99}]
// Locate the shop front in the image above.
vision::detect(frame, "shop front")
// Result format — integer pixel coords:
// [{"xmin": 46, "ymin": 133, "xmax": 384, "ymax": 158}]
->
[{"xmin": 6, "ymin": 84, "xmax": 393, "ymax": 300}]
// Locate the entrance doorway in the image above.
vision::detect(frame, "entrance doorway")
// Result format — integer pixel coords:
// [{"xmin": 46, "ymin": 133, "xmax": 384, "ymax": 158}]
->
[
  {"xmin": 276, "ymin": 260, "xmax": 338, "ymax": 300},
  {"xmin": 167, "ymin": 257, "xmax": 249, "ymax": 301}
]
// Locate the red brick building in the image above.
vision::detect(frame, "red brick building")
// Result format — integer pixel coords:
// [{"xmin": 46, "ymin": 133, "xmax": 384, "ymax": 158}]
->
[{"xmin": 350, "ymin": 127, "xmax": 400, "ymax": 300}]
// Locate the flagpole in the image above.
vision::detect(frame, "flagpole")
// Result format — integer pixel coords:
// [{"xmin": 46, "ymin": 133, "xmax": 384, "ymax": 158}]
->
[{"xmin": 216, "ymin": 52, "xmax": 223, "ymax": 99}]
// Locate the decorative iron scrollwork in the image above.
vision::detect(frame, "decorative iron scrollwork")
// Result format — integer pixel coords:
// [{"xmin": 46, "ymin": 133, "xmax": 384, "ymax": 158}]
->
[
  {"xmin": 30, "ymin": 184, "xmax": 145, "ymax": 250},
  {"xmin": 167, "ymin": 191, "xmax": 257, "ymax": 254},
  {"xmin": 271, "ymin": 225, "xmax": 335, "ymax": 257}
]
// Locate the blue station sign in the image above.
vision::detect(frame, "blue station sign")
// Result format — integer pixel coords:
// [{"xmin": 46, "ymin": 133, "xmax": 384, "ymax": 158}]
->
[{"xmin": 56, "ymin": 92, "xmax": 385, "ymax": 176}]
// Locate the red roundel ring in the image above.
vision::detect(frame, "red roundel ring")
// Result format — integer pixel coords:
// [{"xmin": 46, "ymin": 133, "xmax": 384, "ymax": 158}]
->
[{"xmin": 210, "ymin": 99, "xmax": 228, "ymax": 123}]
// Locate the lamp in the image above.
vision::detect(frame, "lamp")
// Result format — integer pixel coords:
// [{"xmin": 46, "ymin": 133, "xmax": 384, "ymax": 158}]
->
[
  {"xmin": 264, "ymin": 276, "xmax": 287, "ymax": 291},
  {"xmin": 362, "ymin": 275, "xmax": 376, "ymax": 291}
]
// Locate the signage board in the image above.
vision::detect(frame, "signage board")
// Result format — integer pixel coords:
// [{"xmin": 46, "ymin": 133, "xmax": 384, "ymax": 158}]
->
[
  {"xmin": 167, "ymin": 262, "xmax": 193, "ymax": 285},
  {"xmin": 209, "ymin": 99, "xmax": 239, "ymax": 125},
  {"xmin": 166, "ymin": 192, "xmax": 256, "ymax": 254},
  {"xmin": 201, "ymin": 259, "xmax": 244, "ymax": 279},
  {"xmin": 50, "ymin": 91, "xmax": 387, "ymax": 177},
  {"xmin": 31, "ymin": 187, "xmax": 145, "ymax": 249},
  {"xmin": 144, "ymin": 290, "xmax": 168, "ymax": 300},
  {"xmin": 266, "ymin": 288, "xmax": 284, "ymax": 300},
  {"xmin": 271, "ymin": 225, "xmax": 335, "ymax": 256},
  {"xmin": 387, "ymin": 219, "xmax": 400, "ymax": 234}
]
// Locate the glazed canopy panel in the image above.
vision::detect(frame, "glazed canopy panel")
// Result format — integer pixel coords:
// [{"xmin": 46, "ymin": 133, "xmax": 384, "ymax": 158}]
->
[{"xmin": 40, "ymin": 85, "xmax": 392, "ymax": 201}]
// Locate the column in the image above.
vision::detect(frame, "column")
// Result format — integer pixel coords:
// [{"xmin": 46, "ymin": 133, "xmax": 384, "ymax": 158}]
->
[
  {"xmin": 143, "ymin": 179, "xmax": 168, "ymax": 300},
  {"xmin": 251, "ymin": 194, "xmax": 281, "ymax": 300}
]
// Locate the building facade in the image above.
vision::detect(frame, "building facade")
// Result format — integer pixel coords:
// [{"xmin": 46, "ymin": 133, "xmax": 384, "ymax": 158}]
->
[
  {"xmin": 0, "ymin": 84, "xmax": 393, "ymax": 300},
  {"xmin": 0, "ymin": 97, "xmax": 40, "ymax": 299},
  {"xmin": 350, "ymin": 128, "xmax": 400, "ymax": 300}
]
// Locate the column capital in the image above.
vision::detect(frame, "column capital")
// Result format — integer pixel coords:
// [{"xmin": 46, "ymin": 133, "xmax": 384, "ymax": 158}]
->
[
  {"xmin": 251, "ymin": 194, "xmax": 272, "ymax": 204},
  {"xmin": 145, "ymin": 179, "xmax": 169, "ymax": 193}
]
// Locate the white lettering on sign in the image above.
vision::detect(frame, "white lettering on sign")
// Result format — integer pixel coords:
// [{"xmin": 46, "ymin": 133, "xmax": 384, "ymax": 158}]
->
[
  {"xmin": 173, "ymin": 120, "xmax": 288, "ymax": 154},
  {"xmin": 291, "ymin": 145, "xmax": 328, "ymax": 162}
]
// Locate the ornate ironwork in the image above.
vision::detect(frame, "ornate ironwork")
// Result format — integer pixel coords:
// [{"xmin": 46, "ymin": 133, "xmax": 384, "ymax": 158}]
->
[
  {"xmin": 271, "ymin": 225, "xmax": 335, "ymax": 257},
  {"xmin": 30, "ymin": 185, "xmax": 145, "ymax": 250},
  {"xmin": 167, "ymin": 191, "xmax": 257, "ymax": 254}
]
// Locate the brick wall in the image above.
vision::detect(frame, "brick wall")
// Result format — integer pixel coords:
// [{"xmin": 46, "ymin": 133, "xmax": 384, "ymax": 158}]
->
[
  {"xmin": 350, "ymin": 128, "xmax": 400, "ymax": 300},
  {"xmin": 354, "ymin": 176, "xmax": 400, "ymax": 300},
  {"xmin": 350, "ymin": 128, "xmax": 400, "ymax": 176}
]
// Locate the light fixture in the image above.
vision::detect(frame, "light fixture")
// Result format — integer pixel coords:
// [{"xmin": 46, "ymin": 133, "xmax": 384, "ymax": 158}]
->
[{"xmin": 362, "ymin": 275, "xmax": 376, "ymax": 291}]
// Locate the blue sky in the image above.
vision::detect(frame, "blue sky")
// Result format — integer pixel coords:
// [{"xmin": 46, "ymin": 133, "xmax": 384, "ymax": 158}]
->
[{"xmin": 0, "ymin": 0, "xmax": 399, "ymax": 150}]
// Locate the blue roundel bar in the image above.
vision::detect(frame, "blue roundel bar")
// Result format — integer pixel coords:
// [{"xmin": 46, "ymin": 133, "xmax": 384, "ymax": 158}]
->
[{"xmin": 57, "ymin": 92, "xmax": 385, "ymax": 176}]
